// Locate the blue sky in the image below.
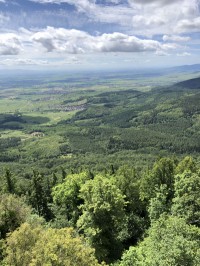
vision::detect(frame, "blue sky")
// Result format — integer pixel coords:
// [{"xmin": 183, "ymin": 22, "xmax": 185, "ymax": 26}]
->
[{"xmin": 0, "ymin": 0, "xmax": 200, "ymax": 70}]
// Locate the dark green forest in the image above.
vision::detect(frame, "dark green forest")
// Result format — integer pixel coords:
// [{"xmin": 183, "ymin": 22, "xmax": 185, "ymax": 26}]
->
[{"xmin": 0, "ymin": 73, "xmax": 200, "ymax": 265}]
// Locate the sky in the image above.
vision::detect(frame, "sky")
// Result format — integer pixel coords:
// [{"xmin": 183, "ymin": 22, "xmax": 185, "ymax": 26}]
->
[{"xmin": 0, "ymin": 0, "xmax": 200, "ymax": 71}]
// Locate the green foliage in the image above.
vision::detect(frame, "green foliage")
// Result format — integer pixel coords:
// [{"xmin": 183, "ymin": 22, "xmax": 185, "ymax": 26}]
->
[
  {"xmin": 3, "ymin": 74, "xmax": 200, "ymax": 176},
  {"xmin": 77, "ymin": 175, "xmax": 127, "ymax": 263},
  {"xmin": 140, "ymin": 157, "xmax": 176, "ymax": 202},
  {"xmin": 148, "ymin": 185, "xmax": 170, "ymax": 223},
  {"xmin": 4, "ymin": 169, "xmax": 15, "ymax": 194},
  {"xmin": 0, "ymin": 194, "xmax": 32, "ymax": 239},
  {"xmin": 112, "ymin": 167, "xmax": 147, "ymax": 246},
  {"xmin": 3, "ymin": 223, "xmax": 103, "ymax": 266},
  {"xmin": 176, "ymin": 156, "xmax": 197, "ymax": 174},
  {"xmin": 52, "ymin": 172, "xmax": 91, "ymax": 227},
  {"xmin": 119, "ymin": 216, "xmax": 200, "ymax": 266},
  {"xmin": 29, "ymin": 171, "xmax": 52, "ymax": 221},
  {"xmin": 2, "ymin": 73, "xmax": 200, "ymax": 264},
  {"xmin": 172, "ymin": 171, "xmax": 200, "ymax": 226},
  {"xmin": 113, "ymin": 166, "xmax": 141, "ymax": 213},
  {"xmin": 0, "ymin": 169, "xmax": 16, "ymax": 194}
]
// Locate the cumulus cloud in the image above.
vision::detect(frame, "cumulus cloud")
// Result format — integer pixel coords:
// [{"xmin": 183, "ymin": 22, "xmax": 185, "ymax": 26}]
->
[
  {"xmin": 31, "ymin": 0, "xmax": 177, "ymax": 6},
  {"xmin": 131, "ymin": 0, "xmax": 200, "ymax": 35},
  {"xmin": 29, "ymin": 0, "xmax": 200, "ymax": 37},
  {"xmin": 30, "ymin": 0, "xmax": 132, "ymax": 27},
  {"xmin": 163, "ymin": 35, "xmax": 191, "ymax": 42},
  {"xmin": 155, "ymin": 50, "xmax": 170, "ymax": 56},
  {"xmin": 132, "ymin": 15, "xmax": 165, "ymax": 27},
  {"xmin": 95, "ymin": 32, "xmax": 161, "ymax": 52},
  {"xmin": 162, "ymin": 43, "xmax": 180, "ymax": 50},
  {"xmin": 175, "ymin": 17, "xmax": 200, "ymax": 33},
  {"xmin": 0, "ymin": 33, "xmax": 22, "ymax": 55},
  {"xmin": 31, "ymin": 27, "xmax": 88, "ymax": 53},
  {"xmin": 30, "ymin": 26, "xmax": 180, "ymax": 55}
]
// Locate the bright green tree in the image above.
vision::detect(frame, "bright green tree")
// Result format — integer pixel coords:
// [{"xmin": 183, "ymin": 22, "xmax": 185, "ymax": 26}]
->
[
  {"xmin": 175, "ymin": 156, "xmax": 197, "ymax": 174},
  {"xmin": 52, "ymin": 172, "xmax": 91, "ymax": 227},
  {"xmin": 77, "ymin": 175, "xmax": 127, "ymax": 263},
  {"xmin": 3, "ymin": 223, "xmax": 104, "ymax": 266},
  {"xmin": 112, "ymin": 166, "xmax": 147, "ymax": 246},
  {"xmin": 148, "ymin": 184, "xmax": 171, "ymax": 223},
  {"xmin": 119, "ymin": 216, "xmax": 200, "ymax": 266},
  {"xmin": 140, "ymin": 157, "xmax": 176, "ymax": 202},
  {"xmin": 172, "ymin": 171, "xmax": 200, "ymax": 226}
]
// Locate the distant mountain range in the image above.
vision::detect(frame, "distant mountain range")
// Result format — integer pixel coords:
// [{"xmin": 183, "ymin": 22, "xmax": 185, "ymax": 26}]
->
[
  {"xmin": 174, "ymin": 76, "xmax": 200, "ymax": 89},
  {"xmin": 169, "ymin": 64, "xmax": 200, "ymax": 73}
]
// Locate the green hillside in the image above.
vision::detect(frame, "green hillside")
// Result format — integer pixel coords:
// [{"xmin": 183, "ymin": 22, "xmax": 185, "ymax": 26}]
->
[{"xmin": 0, "ymin": 72, "xmax": 200, "ymax": 265}]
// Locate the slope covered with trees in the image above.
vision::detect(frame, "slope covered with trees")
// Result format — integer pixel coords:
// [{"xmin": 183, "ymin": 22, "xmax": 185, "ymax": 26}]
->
[
  {"xmin": 0, "ymin": 156, "xmax": 199, "ymax": 265},
  {"xmin": 0, "ymin": 73, "xmax": 200, "ymax": 264}
]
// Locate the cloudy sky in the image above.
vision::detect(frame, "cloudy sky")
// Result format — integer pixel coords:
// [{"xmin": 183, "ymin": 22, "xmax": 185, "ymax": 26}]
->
[{"xmin": 0, "ymin": 0, "xmax": 200, "ymax": 70}]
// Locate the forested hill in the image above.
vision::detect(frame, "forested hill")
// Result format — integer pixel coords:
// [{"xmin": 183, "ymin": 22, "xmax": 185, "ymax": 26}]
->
[
  {"xmin": 174, "ymin": 76, "xmax": 200, "ymax": 89},
  {"xmin": 0, "ymin": 72, "xmax": 200, "ymax": 265}
]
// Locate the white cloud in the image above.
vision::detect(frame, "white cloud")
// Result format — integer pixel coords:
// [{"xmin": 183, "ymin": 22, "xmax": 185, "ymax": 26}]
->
[
  {"xmin": 30, "ymin": 0, "xmax": 134, "ymax": 27},
  {"xmin": 31, "ymin": 27, "xmax": 175, "ymax": 54},
  {"xmin": 29, "ymin": 0, "xmax": 200, "ymax": 37},
  {"xmin": 31, "ymin": 27, "xmax": 88, "ymax": 53},
  {"xmin": 129, "ymin": 0, "xmax": 178, "ymax": 6},
  {"xmin": 163, "ymin": 35, "xmax": 191, "ymax": 42},
  {"xmin": 132, "ymin": 15, "xmax": 165, "ymax": 27},
  {"xmin": 155, "ymin": 50, "xmax": 170, "ymax": 56},
  {"xmin": 95, "ymin": 32, "xmax": 161, "ymax": 52},
  {"xmin": 0, "ymin": 33, "xmax": 22, "ymax": 55},
  {"xmin": 175, "ymin": 17, "xmax": 200, "ymax": 33},
  {"xmin": 29, "ymin": 0, "xmax": 94, "ymax": 11},
  {"xmin": 131, "ymin": 0, "xmax": 200, "ymax": 36},
  {"xmin": 162, "ymin": 43, "xmax": 180, "ymax": 50},
  {"xmin": 105, "ymin": 0, "xmax": 122, "ymax": 3}
]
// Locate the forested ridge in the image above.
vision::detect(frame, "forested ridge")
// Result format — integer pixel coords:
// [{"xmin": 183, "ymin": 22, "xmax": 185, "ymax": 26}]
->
[
  {"xmin": 0, "ymin": 156, "xmax": 199, "ymax": 265},
  {"xmin": 0, "ymin": 74, "xmax": 200, "ymax": 265}
]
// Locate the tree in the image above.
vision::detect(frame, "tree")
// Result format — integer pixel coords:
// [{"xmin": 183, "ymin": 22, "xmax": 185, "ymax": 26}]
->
[
  {"xmin": 112, "ymin": 166, "xmax": 147, "ymax": 246},
  {"xmin": 52, "ymin": 172, "xmax": 91, "ymax": 227},
  {"xmin": 77, "ymin": 175, "xmax": 127, "ymax": 263},
  {"xmin": 0, "ymin": 169, "xmax": 15, "ymax": 194},
  {"xmin": 119, "ymin": 216, "xmax": 200, "ymax": 266},
  {"xmin": 29, "ymin": 171, "xmax": 52, "ymax": 221},
  {"xmin": 148, "ymin": 184, "xmax": 170, "ymax": 223},
  {"xmin": 4, "ymin": 169, "xmax": 15, "ymax": 194},
  {"xmin": 140, "ymin": 157, "xmax": 176, "ymax": 202},
  {"xmin": 0, "ymin": 194, "xmax": 32, "ymax": 239},
  {"xmin": 172, "ymin": 171, "xmax": 200, "ymax": 226},
  {"xmin": 175, "ymin": 156, "xmax": 197, "ymax": 174},
  {"xmin": 3, "ymin": 223, "xmax": 104, "ymax": 266}
]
